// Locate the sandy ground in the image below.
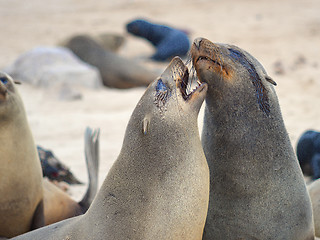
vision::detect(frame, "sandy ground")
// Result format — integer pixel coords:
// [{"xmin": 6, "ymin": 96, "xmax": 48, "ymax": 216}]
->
[{"xmin": 0, "ymin": 0, "xmax": 320, "ymax": 200}]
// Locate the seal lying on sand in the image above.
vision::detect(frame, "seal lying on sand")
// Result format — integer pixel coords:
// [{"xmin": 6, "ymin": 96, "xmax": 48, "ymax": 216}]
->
[
  {"xmin": 0, "ymin": 72, "xmax": 44, "ymax": 238},
  {"xmin": 43, "ymin": 127, "xmax": 100, "ymax": 225},
  {"xmin": 297, "ymin": 130, "xmax": 320, "ymax": 179},
  {"xmin": 190, "ymin": 38, "xmax": 315, "ymax": 240},
  {"xmin": 12, "ymin": 57, "xmax": 209, "ymax": 240},
  {"xmin": 308, "ymin": 179, "xmax": 320, "ymax": 238},
  {"xmin": 64, "ymin": 35, "xmax": 158, "ymax": 89},
  {"xmin": 37, "ymin": 145, "xmax": 83, "ymax": 185},
  {"xmin": 126, "ymin": 19, "xmax": 190, "ymax": 61}
]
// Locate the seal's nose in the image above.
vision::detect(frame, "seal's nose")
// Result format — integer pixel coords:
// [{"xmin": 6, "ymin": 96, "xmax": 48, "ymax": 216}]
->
[{"xmin": 193, "ymin": 38, "xmax": 203, "ymax": 50}]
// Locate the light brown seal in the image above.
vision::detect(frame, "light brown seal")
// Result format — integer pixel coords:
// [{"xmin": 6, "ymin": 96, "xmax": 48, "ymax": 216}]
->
[
  {"xmin": 190, "ymin": 38, "xmax": 315, "ymax": 240},
  {"xmin": 0, "ymin": 70, "xmax": 99, "ymax": 237},
  {"xmin": 64, "ymin": 35, "xmax": 158, "ymax": 89},
  {"xmin": 43, "ymin": 127, "xmax": 100, "ymax": 225},
  {"xmin": 12, "ymin": 56, "xmax": 209, "ymax": 240},
  {"xmin": 0, "ymin": 72, "xmax": 44, "ymax": 238}
]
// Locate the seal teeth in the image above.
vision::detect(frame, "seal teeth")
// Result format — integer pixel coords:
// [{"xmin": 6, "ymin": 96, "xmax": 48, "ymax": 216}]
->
[
  {"xmin": 179, "ymin": 68, "xmax": 189, "ymax": 100},
  {"xmin": 185, "ymin": 77, "xmax": 202, "ymax": 99}
]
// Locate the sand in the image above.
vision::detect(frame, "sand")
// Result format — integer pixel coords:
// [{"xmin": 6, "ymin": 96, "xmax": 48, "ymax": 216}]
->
[{"xmin": 0, "ymin": 0, "xmax": 319, "ymax": 200}]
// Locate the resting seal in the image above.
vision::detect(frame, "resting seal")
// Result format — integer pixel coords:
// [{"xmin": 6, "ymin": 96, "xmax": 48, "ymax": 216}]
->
[
  {"xmin": 297, "ymin": 130, "xmax": 320, "ymax": 179},
  {"xmin": 0, "ymin": 72, "xmax": 44, "ymax": 238},
  {"xmin": 190, "ymin": 38, "xmax": 315, "ymax": 239},
  {"xmin": 12, "ymin": 57, "xmax": 209, "ymax": 240},
  {"xmin": 126, "ymin": 19, "xmax": 190, "ymax": 61},
  {"xmin": 37, "ymin": 145, "xmax": 83, "ymax": 184},
  {"xmin": 64, "ymin": 35, "xmax": 158, "ymax": 89},
  {"xmin": 308, "ymin": 179, "xmax": 320, "ymax": 238},
  {"xmin": 43, "ymin": 127, "xmax": 100, "ymax": 225}
]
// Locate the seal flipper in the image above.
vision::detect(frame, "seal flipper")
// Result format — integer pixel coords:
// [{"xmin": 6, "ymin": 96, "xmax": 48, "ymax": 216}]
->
[
  {"xmin": 79, "ymin": 127, "xmax": 100, "ymax": 212},
  {"xmin": 30, "ymin": 200, "xmax": 45, "ymax": 230}
]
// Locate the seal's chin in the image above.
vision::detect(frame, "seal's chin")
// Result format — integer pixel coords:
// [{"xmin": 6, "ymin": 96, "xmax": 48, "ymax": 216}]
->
[{"xmin": 177, "ymin": 67, "xmax": 206, "ymax": 101}]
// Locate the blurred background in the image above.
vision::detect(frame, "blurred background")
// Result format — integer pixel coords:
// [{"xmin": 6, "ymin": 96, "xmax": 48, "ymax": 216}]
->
[{"xmin": 0, "ymin": 0, "xmax": 319, "ymax": 197}]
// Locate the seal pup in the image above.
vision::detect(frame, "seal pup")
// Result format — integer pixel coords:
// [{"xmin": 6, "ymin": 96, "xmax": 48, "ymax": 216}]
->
[
  {"xmin": 12, "ymin": 57, "xmax": 209, "ymax": 240},
  {"xmin": 43, "ymin": 127, "xmax": 100, "ymax": 225},
  {"xmin": 190, "ymin": 38, "xmax": 315, "ymax": 240},
  {"xmin": 64, "ymin": 35, "xmax": 158, "ymax": 89},
  {"xmin": 126, "ymin": 19, "xmax": 190, "ymax": 61},
  {"xmin": 0, "ymin": 72, "xmax": 44, "ymax": 238}
]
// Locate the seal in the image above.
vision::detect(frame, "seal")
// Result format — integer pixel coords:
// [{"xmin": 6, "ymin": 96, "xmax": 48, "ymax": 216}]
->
[
  {"xmin": 0, "ymin": 72, "xmax": 45, "ymax": 238},
  {"xmin": 190, "ymin": 38, "xmax": 315, "ymax": 240},
  {"xmin": 0, "ymin": 71, "xmax": 99, "ymax": 237},
  {"xmin": 308, "ymin": 179, "xmax": 320, "ymax": 238},
  {"xmin": 297, "ymin": 130, "xmax": 320, "ymax": 179},
  {"xmin": 43, "ymin": 127, "xmax": 100, "ymax": 225},
  {"xmin": 12, "ymin": 57, "xmax": 210, "ymax": 240},
  {"xmin": 126, "ymin": 19, "xmax": 190, "ymax": 61},
  {"xmin": 37, "ymin": 145, "xmax": 83, "ymax": 185},
  {"xmin": 60, "ymin": 33, "xmax": 125, "ymax": 52},
  {"xmin": 64, "ymin": 35, "xmax": 158, "ymax": 89}
]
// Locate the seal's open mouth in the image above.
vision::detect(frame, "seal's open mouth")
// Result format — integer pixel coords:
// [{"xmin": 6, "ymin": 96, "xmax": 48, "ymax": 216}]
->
[{"xmin": 178, "ymin": 67, "xmax": 205, "ymax": 101}]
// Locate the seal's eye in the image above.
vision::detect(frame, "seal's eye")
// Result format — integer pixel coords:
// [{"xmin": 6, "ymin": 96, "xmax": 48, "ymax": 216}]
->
[
  {"xmin": 155, "ymin": 78, "xmax": 170, "ymax": 109},
  {"xmin": 156, "ymin": 78, "xmax": 167, "ymax": 92},
  {"xmin": 0, "ymin": 77, "xmax": 8, "ymax": 84}
]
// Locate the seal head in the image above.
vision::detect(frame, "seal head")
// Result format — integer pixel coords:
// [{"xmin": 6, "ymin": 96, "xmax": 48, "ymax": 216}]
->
[
  {"xmin": 191, "ymin": 38, "xmax": 277, "ymax": 117},
  {"xmin": 0, "ymin": 72, "xmax": 20, "ymax": 113}
]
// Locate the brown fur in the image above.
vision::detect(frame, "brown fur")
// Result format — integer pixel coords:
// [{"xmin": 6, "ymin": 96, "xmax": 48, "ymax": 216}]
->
[
  {"xmin": 0, "ymin": 72, "xmax": 99, "ymax": 237},
  {"xmin": 43, "ymin": 179, "xmax": 82, "ymax": 225},
  {"xmin": 42, "ymin": 127, "xmax": 99, "ymax": 225},
  {"xmin": 0, "ymin": 72, "xmax": 44, "ymax": 238}
]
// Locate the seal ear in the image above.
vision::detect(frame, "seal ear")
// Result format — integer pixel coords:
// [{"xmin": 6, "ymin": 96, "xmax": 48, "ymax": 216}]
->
[
  {"xmin": 143, "ymin": 116, "xmax": 151, "ymax": 135},
  {"xmin": 265, "ymin": 75, "xmax": 277, "ymax": 86}
]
